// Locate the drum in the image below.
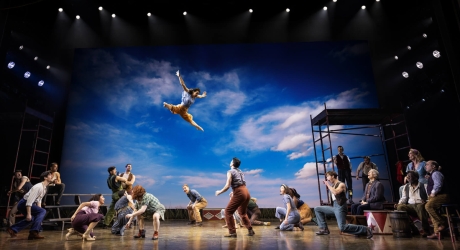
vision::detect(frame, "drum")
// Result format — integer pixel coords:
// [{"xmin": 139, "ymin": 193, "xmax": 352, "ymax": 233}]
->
[
  {"xmin": 364, "ymin": 210, "xmax": 392, "ymax": 235},
  {"xmin": 389, "ymin": 211, "xmax": 412, "ymax": 238}
]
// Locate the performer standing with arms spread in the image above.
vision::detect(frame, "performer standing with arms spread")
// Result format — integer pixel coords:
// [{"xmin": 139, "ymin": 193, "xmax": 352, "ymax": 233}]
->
[{"xmin": 215, "ymin": 157, "xmax": 255, "ymax": 238}]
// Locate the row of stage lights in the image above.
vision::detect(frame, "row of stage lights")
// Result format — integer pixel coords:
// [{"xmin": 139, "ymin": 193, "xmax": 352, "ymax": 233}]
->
[
  {"xmin": 58, "ymin": 0, "xmax": 382, "ymax": 19},
  {"xmin": 394, "ymin": 33, "xmax": 442, "ymax": 79},
  {"xmin": 6, "ymin": 45, "xmax": 49, "ymax": 87}
]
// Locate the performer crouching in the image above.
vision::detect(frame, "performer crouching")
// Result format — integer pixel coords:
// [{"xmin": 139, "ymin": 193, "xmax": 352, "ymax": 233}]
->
[
  {"xmin": 215, "ymin": 157, "xmax": 254, "ymax": 238},
  {"xmin": 111, "ymin": 190, "xmax": 136, "ymax": 236},
  {"xmin": 127, "ymin": 185, "xmax": 165, "ymax": 240},
  {"xmin": 67, "ymin": 194, "xmax": 105, "ymax": 241}
]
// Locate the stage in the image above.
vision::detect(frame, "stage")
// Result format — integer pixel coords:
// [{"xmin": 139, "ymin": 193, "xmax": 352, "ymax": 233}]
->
[{"xmin": 1, "ymin": 219, "xmax": 458, "ymax": 250}]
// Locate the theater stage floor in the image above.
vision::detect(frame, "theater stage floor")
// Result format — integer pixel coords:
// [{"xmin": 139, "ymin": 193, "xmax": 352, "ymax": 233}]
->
[{"xmin": 1, "ymin": 219, "xmax": 458, "ymax": 250}]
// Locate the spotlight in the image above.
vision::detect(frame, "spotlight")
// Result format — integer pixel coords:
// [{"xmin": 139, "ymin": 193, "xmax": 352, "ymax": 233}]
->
[
  {"xmin": 112, "ymin": 14, "xmax": 116, "ymax": 18},
  {"xmin": 8, "ymin": 62, "xmax": 15, "ymax": 69},
  {"xmin": 98, "ymin": 6, "xmax": 103, "ymax": 11},
  {"xmin": 441, "ymin": 89, "xmax": 444, "ymax": 93},
  {"xmin": 395, "ymin": 56, "xmax": 398, "ymax": 60},
  {"xmin": 34, "ymin": 56, "xmax": 38, "ymax": 61},
  {"xmin": 38, "ymin": 80, "xmax": 44, "ymax": 87},
  {"xmin": 402, "ymin": 72, "xmax": 409, "ymax": 78},
  {"xmin": 46, "ymin": 65, "xmax": 50, "ymax": 69},
  {"xmin": 407, "ymin": 46, "xmax": 411, "ymax": 50},
  {"xmin": 376, "ymin": 0, "xmax": 380, "ymax": 1},
  {"xmin": 147, "ymin": 13, "xmax": 151, "ymax": 16},
  {"xmin": 406, "ymin": 106, "xmax": 410, "ymax": 109},
  {"xmin": 416, "ymin": 62, "xmax": 423, "ymax": 69},
  {"xmin": 24, "ymin": 71, "xmax": 31, "ymax": 78},
  {"xmin": 58, "ymin": 8, "xmax": 63, "ymax": 12},
  {"xmin": 422, "ymin": 98, "xmax": 425, "ymax": 102},
  {"xmin": 333, "ymin": 0, "xmax": 337, "ymax": 2},
  {"xmin": 323, "ymin": 6, "xmax": 327, "ymax": 10},
  {"xmin": 433, "ymin": 50, "xmax": 441, "ymax": 58},
  {"xmin": 249, "ymin": 9, "xmax": 253, "ymax": 13},
  {"xmin": 183, "ymin": 11, "xmax": 187, "ymax": 16},
  {"xmin": 286, "ymin": 8, "xmax": 290, "ymax": 12},
  {"xmin": 423, "ymin": 33, "xmax": 427, "ymax": 38},
  {"xmin": 361, "ymin": 5, "xmax": 366, "ymax": 9},
  {"xmin": 76, "ymin": 15, "xmax": 80, "ymax": 19},
  {"xmin": 19, "ymin": 45, "xmax": 23, "ymax": 50}
]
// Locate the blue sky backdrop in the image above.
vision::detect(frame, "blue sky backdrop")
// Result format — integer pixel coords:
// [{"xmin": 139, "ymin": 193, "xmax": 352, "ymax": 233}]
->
[{"xmin": 60, "ymin": 41, "xmax": 392, "ymax": 208}]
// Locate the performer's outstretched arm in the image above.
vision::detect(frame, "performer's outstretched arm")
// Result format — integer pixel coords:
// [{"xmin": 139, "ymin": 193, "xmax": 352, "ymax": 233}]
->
[
  {"xmin": 176, "ymin": 70, "xmax": 190, "ymax": 93},
  {"xmin": 197, "ymin": 91, "xmax": 207, "ymax": 98}
]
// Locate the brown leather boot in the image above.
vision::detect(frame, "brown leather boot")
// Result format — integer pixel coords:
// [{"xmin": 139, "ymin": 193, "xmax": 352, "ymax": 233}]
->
[
  {"xmin": 152, "ymin": 231, "xmax": 159, "ymax": 240},
  {"xmin": 134, "ymin": 229, "xmax": 145, "ymax": 238},
  {"xmin": 28, "ymin": 231, "xmax": 45, "ymax": 240}
]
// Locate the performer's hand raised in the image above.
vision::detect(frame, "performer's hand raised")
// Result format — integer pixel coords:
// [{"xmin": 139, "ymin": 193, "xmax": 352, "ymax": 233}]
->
[
  {"xmin": 215, "ymin": 190, "xmax": 220, "ymax": 196},
  {"xmin": 176, "ymin": 70, "xmax": 180, "ymax": 77}
]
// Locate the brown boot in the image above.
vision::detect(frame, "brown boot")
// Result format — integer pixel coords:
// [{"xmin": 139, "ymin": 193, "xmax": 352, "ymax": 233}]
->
[
  {"xmin": 134, "ymin": 229, "xmax": 145, "ymax": 238},
  {"xmin": 28, "ymin": 231, "xmax": 45, "ymax": 240},
  {"xmin": 152, "ymin": 231, "xmax": 159, "ymax": 240}
]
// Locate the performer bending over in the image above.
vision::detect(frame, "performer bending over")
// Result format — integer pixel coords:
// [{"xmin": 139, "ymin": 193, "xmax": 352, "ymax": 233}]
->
[
  {"xmin": 7, "ymin": 171, "xmax": 52, "ymax": 240},
  {"xmin": 163, "ymin": 70, "xmax": 207, "ymax": 131},
  {"xmin": 183, "ymin": 184, "xmax": 208, "ymax": 226},
  {"xmin": 7, "ymin": 170, "xmax": 33, "ymax": 227},
  {"xmin": 215, "ymin": 157, "xmax": 255, "ymax": 238},
  {"xmin": 111, "ymin": 190, "xmax": 136, "ymax": 236},
  {"xmin": 127, "ymin": 185, "xmax": 165, "ymax": 240},
  {"xmin": 67, "ymin": 194, "xmax": 105, "ymax": 241},
  {"xmin": 275, "ymin": 184, "xmax": 302, "ymax": 231}
]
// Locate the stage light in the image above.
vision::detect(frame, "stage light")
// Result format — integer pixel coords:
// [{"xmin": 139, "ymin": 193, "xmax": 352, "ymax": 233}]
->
[
  {"xmin": 333, "ymin": 0, "xmax": 337, "ymax": 2},
  {"xmin": 46, "ymin": 65, "xmax": 50, "ymax": 69},
  {"xmin": 406, "ymin": 106, "xmax": 410, "ymax": 109},
  {"xmin": 416, "ymin": 62, "xmax": 423, "ymax": 69},
  {"xmin": 323, "ymin": 7, "xmax": 327, "ymax": 10},
  {"xmin": 19, "ymin": 45, "xmax": 23, "ymax": 50},
  {"xmin": 249, "ymin": 9, "xmax": 253, "ymax": 13},
  {"xmin": 76, "ymin": 15, "xmax": 80, "ymax": 19},
  {"xmin": 286, "ymin": 8, "xmax": 290, "ymax": 12},
  {"xmin": 422, "ymin": 98, "xmax": 425, "ymax": 102},
  {"xmin": 433, "ymin": 50, "xmax": 440, "ymax": 58},
  {"xmin": 34, "ymin": 56, "xmax": 38, "ymax": 61},
  {"xmin": 183, "ymin": 11, "xmax": 187, "ymax": 16},
  {"xmin": 402, "ymin": 72, "xmax": 409, "ymax": 78},
  {"xmin": 147, "ymin": 13, "xmax": 151, "ymax": 16},
  {"xmin": 376, "ymin": 0, "xmax": 380, "ymax": 2},
  {"xmin": 395, "ymin": 56, "xmax": 398, "ymax": 60},
  {"xmin": 98, "ymin": 6, "xmax": 103, "ymax": 11},
  {"xmin": 38, "ymin": 80, "xmax": 44, "ymax": 87},
  {"xmin": 361, "ymin": 6, "xmax": 366, "ymax": 9},
  {"xmin": 24, "ymin": 71, "xmax": 31, "ymax": 78},
  {"xmin": 423, "ymin": 33, "xmax": 427, "ymax": 38},
  {"xmin": 112, "ymin": 14, "xmax": 116, "ymax": 18},
  {"xmin": 407, "ymin": 46, "xmax": 411, "ymax": 50},
  {"xmin": 58, "ymin": 8, "xmax": 63, "ymax": 12},
  {"xmin": 8, "ymin": 62, "xmax": 15, "ymax": 69},
  {"xmin": 441, "ymin": 89, "xmax": 444, "ymax": 93}
]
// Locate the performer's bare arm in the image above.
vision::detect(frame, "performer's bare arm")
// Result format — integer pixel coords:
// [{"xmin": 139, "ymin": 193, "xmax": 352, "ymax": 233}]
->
[
  {"xmin": 215, "ymin": 172, "xmax": 232, "ymax": 196},
  {"xmin": 116, "ymin": 176, "xmax": 127, "ymax": 183},
  {"xmin": 176, "ymin": 70, "xmax": 190, "ymax": 93},
  {"xmin": 323, "ymin": 180, "xmax": 346, "ymax": 196},
  {"xmin": 126, "ymin": 175, "xmax": 135, "ymax": 186},
  {"xmin": 197, "ymin": 91, "xmax": 207, "ymax": 98},
  {"xmin": 54, "ymin": 172, "xmax": 62, "ymax": 184}
]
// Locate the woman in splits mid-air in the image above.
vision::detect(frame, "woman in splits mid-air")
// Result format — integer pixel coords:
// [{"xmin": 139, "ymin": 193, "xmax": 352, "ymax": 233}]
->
[{"xmin": 163, "ymin": 70, "xmax": 207, "ymax": 131}]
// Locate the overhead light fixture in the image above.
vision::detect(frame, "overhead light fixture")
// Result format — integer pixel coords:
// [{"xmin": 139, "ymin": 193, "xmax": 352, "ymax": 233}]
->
[
  {"xmin": 416, "ymin": 62, "xmax": 423, "ymax": 69},
  {"xmin": 112, "ymin": 14, "xmax": 116, "ymax": 18},
  {"xmin": 323, "ymin": 7, "xmax": 327, "ymax": 10},
  {"xmin": 58, "ymin": 8, "xmax": 63, "ymax": 12},
  {"xmin": 333, "ymin": 0, "xmax": 337, "ymax": 2},
  {"xmin": 441, "ymin": 89, "xmax": 444, "ymax": 93},
  {"xmin": 286, "ymin": 8, "xmax": 290, "ymax": 12},
  {"xmin": 361, "ymin": 6, "xmax": 366, "ymax": 9},
  {"xmin": 433, "ymin": 50, "xmax": 440, "ymax": 58},
  {"xmin": 8, "ymin": 62, "xmax": 15, "ymax": 69},
  {"xmin": 34, "ymin": 56, "xmax": 38, "ymax": 61},
  {"xmin": 376, "ymin": 0, "xmax": 380, "ymax": 2},
  {"xmin": 423, "ymin": 33, "xmax": 427, "ymax": 38},
  {"xmin": 38, "ymin": 80, "xmax": 44, "ymax": 87},
  {"xmin": 183, "ymin": 11, "xmax": 187, "ymax": 16},
  {"xmin": 407, "ymin": 46, "xmax": 411, "ymax": 50},
  {"xmin": 19, "ymin": 45, "xmax": 23, "ymax": 50},
  {"xmin": 76, "ymin": 15, "xmax": 80, "ymax": 19},
  {"xmin": 98, "ymin": 7, "xmax": 103, "ymax": 11},
  {"xmin": 402, "ymin": 72, "xmax": 409, "ymax": 78},
  {"xmin": 422, "ymin": 98, "xmax": 425, "ymax": 102},
  {"xmin": 147, "ymin": 13, "xmax": 151, "ymax": 16},
  {"xmin": 249, "ymin": 9, "xmax": 253, "ymax": 13},
  {"xmin": 46, "ymin": 65, "xmax": 50, "ymax": 69},
  {"xmin": 406, "ymin": 106, "xmax": 410, "ymax": 109},
  {"xmin": 24, "ymin": 71, "xmax": 31, "ymax": 78},
  {"xmin": 395, "ymin": 56, "xmax": 398, "ymax": 60}
]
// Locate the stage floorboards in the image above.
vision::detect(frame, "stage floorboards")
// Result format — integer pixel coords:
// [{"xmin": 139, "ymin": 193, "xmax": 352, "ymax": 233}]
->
[{"xmin": 1, "ymin": 219, "xmax": 458, "ymax": 250}]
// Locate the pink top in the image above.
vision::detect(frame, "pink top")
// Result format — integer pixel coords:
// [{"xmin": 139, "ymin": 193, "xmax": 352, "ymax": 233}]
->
[{"xmin": 81, "ymin": 201, "xmax": 100, "ymax": 214}]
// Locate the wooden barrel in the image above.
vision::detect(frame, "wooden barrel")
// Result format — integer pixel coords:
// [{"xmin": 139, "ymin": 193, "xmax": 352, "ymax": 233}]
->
[{"xmin": 389, "ymin": 211, "xmax": 412, "ymax": 238}]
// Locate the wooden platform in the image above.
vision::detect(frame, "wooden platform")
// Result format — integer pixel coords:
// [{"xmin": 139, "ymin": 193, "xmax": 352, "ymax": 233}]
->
[{"xmin": 1, "ymin": 219, "xmax": 459, "ymax": 250}]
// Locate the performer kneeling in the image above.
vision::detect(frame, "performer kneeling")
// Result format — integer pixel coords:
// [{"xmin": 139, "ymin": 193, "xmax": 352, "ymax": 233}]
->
[
  {"xmin": 127, "ymin": 185, "xmax": 165, "ymax": 240},
  {"xmin": 275, "ymin": 184, "xmax": 303, "ymax": 231},
  {"xmin": 67, "ymin": 194, "xmax": 105, "ymax": 241}
]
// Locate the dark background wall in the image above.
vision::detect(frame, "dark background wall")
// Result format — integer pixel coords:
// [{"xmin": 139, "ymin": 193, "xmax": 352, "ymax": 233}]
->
[{"xmin": 1, "ymin": 0, "xmax": 459, "ymax": 205}]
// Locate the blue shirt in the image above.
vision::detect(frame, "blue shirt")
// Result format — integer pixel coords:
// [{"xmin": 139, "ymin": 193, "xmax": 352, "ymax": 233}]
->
[
  {"xmin": 186, "ymin": 189, "xmax": 203, "ymax": 202},
  {"xmin": 181, "ymin": 91, "xmax": 195, "ymax": 108},
  {"xmin": 282, "ymin": 194, "xmax": 297, "ymax": 216},
  {"xmin": 406, "ymin": 161, "xmax": 427, "ymax": 184},
  {"xmin": 429, "ymin": 171, "xmax": 444, "ymax": 195}
]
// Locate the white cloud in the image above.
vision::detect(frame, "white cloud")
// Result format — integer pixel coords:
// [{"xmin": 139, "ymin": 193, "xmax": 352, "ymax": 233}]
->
[
  {"xmin": 295, "ymin": 162, "xmax": 319, "ymax": 179},
  {"xmin": 136, "ymin": 175, "xmax": 156, "ymax": 187}
]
